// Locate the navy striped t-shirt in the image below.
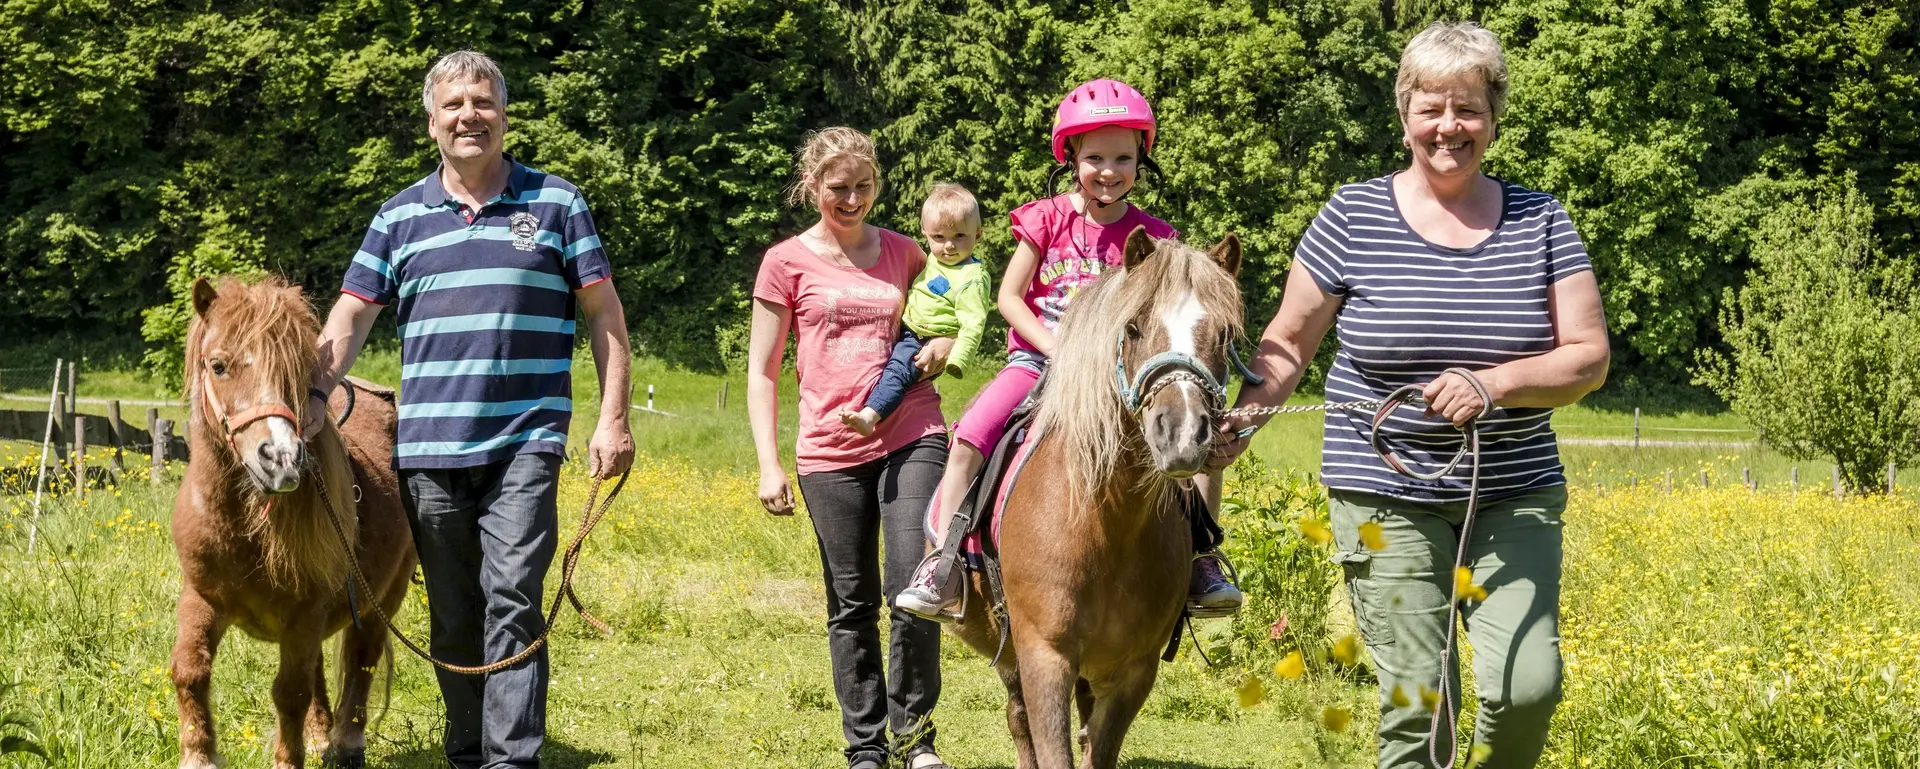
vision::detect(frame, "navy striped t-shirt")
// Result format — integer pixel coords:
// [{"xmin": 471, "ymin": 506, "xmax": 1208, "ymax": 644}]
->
[
  {"xmin": 1295, "ymin": 174, "xmax": 1593, "ymax": 502},
  {"xmin": 342, "ymin": 157, "xmax": 610, "ymax": 470}
]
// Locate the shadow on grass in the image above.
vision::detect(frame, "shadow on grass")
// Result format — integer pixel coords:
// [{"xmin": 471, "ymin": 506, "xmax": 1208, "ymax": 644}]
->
[{"xmin": 381, "ymin": 740, "xmax": 619, "ymax": 768}]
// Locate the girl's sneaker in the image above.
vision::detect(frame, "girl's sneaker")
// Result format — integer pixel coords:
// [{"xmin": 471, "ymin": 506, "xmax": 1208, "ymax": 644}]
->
[
  {"xmin": 897, "ymin": 552, "xmax": 960, "ymax": 622},
  {"xmin": 1188, "ymin": 551, "xmax": 1243, "ymax": 618}
]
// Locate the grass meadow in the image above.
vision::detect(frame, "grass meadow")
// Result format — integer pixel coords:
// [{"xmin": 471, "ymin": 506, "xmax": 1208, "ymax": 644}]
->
[{"xmin": 0, "ymin": 348, "xmax": 1914, "ymax": 767}]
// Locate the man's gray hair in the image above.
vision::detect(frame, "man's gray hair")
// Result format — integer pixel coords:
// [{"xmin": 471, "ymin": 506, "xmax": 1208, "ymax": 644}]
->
[{"xmin": 422, "ymin": 51, "xmax": 508, "ymax": 114}]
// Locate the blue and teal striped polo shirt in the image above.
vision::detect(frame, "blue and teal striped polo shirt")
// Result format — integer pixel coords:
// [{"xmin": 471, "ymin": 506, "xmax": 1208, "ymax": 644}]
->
[{"xmin": 342, "ymin": 156, "xmax": 610, "ymax": 470}]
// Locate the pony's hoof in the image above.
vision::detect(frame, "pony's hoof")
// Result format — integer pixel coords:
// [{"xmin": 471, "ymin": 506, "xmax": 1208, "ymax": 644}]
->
[
  {"xmin": 321, "ymin": 747, "xmax": 366, "ymax": 769},
  {"xmin": 178, "ymin": 751, "xmax": 225, "ymax": 769}
]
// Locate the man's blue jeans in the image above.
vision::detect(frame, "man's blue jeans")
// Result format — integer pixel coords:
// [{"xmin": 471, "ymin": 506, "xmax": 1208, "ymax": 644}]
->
[{"xmin": 400, "ymin": 452, "xmax": 562, "ymax": 769}]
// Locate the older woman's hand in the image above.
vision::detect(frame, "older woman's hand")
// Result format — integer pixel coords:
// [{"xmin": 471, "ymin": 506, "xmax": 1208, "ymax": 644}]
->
[
  {"xmin": 1205, "ymin": 415, "xmax": 1256, "ymax": 473},
  {"xmin": 1423, "ymin": 370, "xmax": 1496, "ymax": 427}
]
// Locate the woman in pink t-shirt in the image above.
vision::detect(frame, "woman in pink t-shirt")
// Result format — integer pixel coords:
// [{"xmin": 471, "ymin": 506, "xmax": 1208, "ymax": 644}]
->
[
  {"xmin": 746, "ymin": 127, "xmax": 951, "ymax": 769},
  {"xmin": 897, "ymin": 80, "xmax": 1242, "ymax": 623}
]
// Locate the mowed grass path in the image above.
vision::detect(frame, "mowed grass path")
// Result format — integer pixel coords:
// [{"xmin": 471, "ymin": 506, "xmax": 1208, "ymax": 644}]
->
[{"xmin": 3, "ymin": 351, "xmax": 1911, "ymax": 767}]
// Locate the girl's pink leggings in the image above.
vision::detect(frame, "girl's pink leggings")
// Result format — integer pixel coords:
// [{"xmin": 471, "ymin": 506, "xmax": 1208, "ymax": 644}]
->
[{"xmin": 951, "ymin": 363, "xmax": 1042, "ymax": 453}]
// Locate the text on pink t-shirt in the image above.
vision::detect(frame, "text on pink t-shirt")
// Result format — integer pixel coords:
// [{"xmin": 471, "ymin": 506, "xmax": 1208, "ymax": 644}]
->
[
  {"xmin": 1006, "ymin": 195, "xmax": 1178, "ymax": 354},
  {"xmin": 752, "ymin": 229, "xmax": 946, "ymax": 474}
]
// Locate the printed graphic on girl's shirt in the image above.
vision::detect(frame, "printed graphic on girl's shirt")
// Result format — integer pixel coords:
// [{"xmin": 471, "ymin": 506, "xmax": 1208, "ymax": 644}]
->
[
  {"xmin": 1006, "ymin": 195, "xmax": 1177, "ymax": 354},
  {"xmin": 1033, "ymin": 253, "xmax": 1111, "ymax": 331}
]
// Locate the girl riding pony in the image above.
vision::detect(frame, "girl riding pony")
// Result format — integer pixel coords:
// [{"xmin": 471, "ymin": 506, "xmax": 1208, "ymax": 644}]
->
[{"xmin": 897, "ymin": 79, "xmax": 1242, "ymax": 621}]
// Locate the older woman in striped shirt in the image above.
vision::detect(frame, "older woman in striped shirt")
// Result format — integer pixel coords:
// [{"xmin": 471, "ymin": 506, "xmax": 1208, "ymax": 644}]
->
[{"xmin": 1210, "ymin": 22, "xmax": 1609, "ymax": 769}]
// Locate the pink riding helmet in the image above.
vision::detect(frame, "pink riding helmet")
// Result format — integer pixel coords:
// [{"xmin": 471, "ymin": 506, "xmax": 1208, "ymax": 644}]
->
[{"xmin": 1051, "ymin": 79, "xmax": 1157, "ymax": 164}]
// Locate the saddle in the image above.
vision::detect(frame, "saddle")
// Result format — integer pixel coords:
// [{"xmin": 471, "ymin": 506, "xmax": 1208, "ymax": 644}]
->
[{"xmin": 926, "ymin": 370, "xmax": 1212, "ymax": 665}]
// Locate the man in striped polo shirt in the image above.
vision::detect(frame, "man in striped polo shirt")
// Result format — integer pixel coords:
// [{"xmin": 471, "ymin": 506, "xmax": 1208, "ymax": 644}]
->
[{"xmin": 306, "ymin": 51, "xmax": 633, "ymax": 768}]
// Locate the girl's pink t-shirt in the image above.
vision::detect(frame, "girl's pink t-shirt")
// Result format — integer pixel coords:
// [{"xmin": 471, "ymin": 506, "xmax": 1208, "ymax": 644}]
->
[
  {"xmin": 753, "ymin": 229, "xmax": 946, "ymax": 474},
  {"xmin": 1006, "ymin": 195, "xmax": 1178, "ymax": 353}
]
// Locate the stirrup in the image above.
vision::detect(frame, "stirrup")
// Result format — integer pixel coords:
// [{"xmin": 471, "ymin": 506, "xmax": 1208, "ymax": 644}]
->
[
  {"xmin": 900, "ymin": 550, "xmax": 965, "ymax": 623},
  {"xmin": 1186, "ymin": 550, "xmax": 1243, "ymax": 620}
]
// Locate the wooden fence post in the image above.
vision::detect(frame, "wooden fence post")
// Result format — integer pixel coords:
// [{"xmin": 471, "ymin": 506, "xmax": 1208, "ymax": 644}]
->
[
  {"xmin": 1833, "ymin": 466, "xmax": 1843, "ymax": 500},
  {"xmin": 72, "ymin": 416, "xmax": 87, "ymax": 496},
  {"xmin": 52, "ymin": 393, "xmax": 71, "ymax": 463},
  {"xmin": 719, "ymin": 381, "xmax": 729, "ymax": 411},
  {"xmin": 1699, "ymin": 469, "xmax": 1709, "ymax": 488},
  {"xmin": 1791, "ymin": 466, "xmax": 1798, "ymax": 494},
  {"xmin": 1664, "ymin": 470, "xmax": 1673, "ymax": 493},
  {"xmin": 148, "ymin": 407, "xmax": 165, "ymax": 482},
  {"xmin": 28, "ymin": 359, "xmax": 63, "ymax": 554},
  {"xmin": 106, "ymin": 400, "xmax": 125, "ymax": 483},
  {"xmin": 1742, "ymin": 466, "xmax": 1752, "ymax": 492},
  {"xmin": 1633, "ymin": 407, "xmax": 1640, "ymax": 452},
  {"xmin": 1889, "ymin": 460, "xmax": 1897, "ymax": 496}
]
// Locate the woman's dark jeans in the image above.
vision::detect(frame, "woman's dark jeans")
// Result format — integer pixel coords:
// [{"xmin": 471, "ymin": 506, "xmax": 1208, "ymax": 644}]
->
[{"xmin": 796, "ymin": 433, "xmax": 948, "ymax": 765}]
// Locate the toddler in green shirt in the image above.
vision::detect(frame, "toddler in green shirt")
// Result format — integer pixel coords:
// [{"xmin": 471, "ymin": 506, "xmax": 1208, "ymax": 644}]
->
[{"xmin": 841, "ymin": 183, "xmax": 993, "ymax": 436}]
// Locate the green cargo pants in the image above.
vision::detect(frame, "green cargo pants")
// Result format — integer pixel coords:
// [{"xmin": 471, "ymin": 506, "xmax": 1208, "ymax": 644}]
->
[{"xmin": 1328, "ymin": 484, "xmax": 1566, "ymax": 769}]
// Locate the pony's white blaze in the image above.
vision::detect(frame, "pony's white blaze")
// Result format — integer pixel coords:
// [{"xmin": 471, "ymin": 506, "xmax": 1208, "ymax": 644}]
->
[
  {"xmin": 1160, "ymin": 291, "xmax": 1207, "ymax": 356},
  {"xmin": 1158, "ymin": 290, "xmax": 1212, "ymax": 411}
]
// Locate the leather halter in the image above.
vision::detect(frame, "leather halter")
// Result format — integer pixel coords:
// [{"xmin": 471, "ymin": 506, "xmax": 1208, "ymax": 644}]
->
[
  {"xmin": 199, "ymin": 361, "xmax": 304, "ymax": 454},
  {"xmin": 1112, "ymin": 326, "xmax": 1265, "ymax": 414}
]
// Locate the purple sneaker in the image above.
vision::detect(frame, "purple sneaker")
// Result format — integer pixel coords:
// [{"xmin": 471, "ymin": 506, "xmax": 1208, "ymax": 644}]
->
[{"xmin": 1188, "ymin": 551, "xmax": 1243, "ymax": 618}]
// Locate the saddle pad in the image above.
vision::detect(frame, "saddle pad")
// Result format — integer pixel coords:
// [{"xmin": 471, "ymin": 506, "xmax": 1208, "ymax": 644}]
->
[{"xmin": 920, "ymin": 421, "xmax": 1045, "ymax": 569}]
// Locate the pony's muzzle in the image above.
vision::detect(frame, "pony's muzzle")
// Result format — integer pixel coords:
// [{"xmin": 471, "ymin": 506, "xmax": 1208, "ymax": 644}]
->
[
  {"xmin": 1144, "ymin": 381, "xmax": 1213, "ymax": 478},
  {"xmin": 241, "ymin": 417, "xmax": 305, "ymax": 494}
]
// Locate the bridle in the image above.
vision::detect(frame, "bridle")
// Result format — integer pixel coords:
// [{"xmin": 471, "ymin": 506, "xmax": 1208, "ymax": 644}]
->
[
  {"xmin": 198, "ymin": 362, "xmax": 305, "ymax": 456},
  {"xmin": 1112, "ymin": 326, "xmax": 1267, "ymax": 415},
  {"xmin": 198, "ymin": 359, "xmax": 308, "ymax": 522}
]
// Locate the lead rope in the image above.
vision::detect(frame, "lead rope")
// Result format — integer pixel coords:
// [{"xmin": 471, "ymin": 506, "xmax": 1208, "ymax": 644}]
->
[
  {"xmin": 310, "ymin": 460, "xmax": 629, "ymax": 676},
  {"xmin": 1223, "ymin": 367, "xmax": 1491, "ymax": 769}
]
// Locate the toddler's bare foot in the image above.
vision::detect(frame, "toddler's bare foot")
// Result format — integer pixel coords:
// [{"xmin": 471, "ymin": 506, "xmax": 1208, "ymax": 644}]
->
[{"xmin": 839, "ymin": 408, "xmax": 881, "ymax": 437}]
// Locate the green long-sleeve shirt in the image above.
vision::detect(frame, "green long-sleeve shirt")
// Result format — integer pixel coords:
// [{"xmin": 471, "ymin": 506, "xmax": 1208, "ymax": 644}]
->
[{"xmin": 903, "ymin": 255, "xmax": 993, "ymax": 379}]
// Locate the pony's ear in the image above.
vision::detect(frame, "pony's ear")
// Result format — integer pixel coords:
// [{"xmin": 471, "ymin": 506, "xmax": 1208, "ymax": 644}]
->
[
  {"xmin": 191, "ymin": 278, "xmax": 218, "ymax": 318},
  {"xmin": 1208, "ymin": 233, "xmax": 1243, "ymax": 278},
  {"xmin": 1122, "ymin": 225, "xmax": 1156, "ymax": 270}
]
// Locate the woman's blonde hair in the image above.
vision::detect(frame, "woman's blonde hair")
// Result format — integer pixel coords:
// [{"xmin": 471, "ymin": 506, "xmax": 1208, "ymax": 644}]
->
[
  {"xmin": 787, "ymin": 127, "xmax": 884, "ymax": 209},
  {"xmin": 1395, "ymin": 22, "xmax": 1509, "ymax": 121},
  {"xmin": 920, "ymin": 183, "xmax": 981, "ymax": 232}
]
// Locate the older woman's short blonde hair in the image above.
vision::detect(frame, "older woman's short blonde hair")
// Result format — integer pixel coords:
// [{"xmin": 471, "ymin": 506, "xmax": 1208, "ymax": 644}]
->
[{"xmin": 1395, "ymin": 22, "xmax": 1509, "ymax": 120}]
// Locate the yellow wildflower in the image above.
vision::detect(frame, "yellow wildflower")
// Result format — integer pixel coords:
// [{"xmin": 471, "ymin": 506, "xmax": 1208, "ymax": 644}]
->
[{"xmin": 1274, "ymin": 651, "xmax": 1306, "ymax": 680}]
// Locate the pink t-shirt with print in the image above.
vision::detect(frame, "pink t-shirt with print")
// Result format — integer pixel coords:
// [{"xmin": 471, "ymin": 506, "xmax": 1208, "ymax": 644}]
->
[
  {"xmin": 753, "ymin": 229, "xmax": 946, "ymax": 474},
  {"xmin": 1006, "ymin": 195, "xmax": 1178, "ymax": 354}
]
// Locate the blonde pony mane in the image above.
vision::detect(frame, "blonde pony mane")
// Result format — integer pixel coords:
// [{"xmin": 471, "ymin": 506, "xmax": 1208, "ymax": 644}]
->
[{"xmin": 1033, "ymin": 236, "xmax": 1244, "ymax": 505}]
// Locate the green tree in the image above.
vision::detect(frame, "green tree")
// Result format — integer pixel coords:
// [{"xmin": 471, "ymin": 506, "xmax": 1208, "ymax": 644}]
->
[{"xmin": 1699, "ymin": 180, "xmax": 1920, "ymax": 492}]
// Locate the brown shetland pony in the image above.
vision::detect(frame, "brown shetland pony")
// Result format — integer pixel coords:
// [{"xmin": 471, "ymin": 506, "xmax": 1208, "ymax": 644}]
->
[
  {"xmin": 170, "ymin": 276, "xmax": 415, "ymax": 769},
  {"xmin": 949, "ymin": 228, "xmax": 1245, "ymax": 769}
]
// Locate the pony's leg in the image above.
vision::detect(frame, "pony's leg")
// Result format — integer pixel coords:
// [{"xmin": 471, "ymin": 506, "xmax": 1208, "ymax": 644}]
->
[
  {"xmin": 1079, "ymin": 660, "xmax": 1159, "ymax": 769},
  {"xmin": 171, "ymin": 589, "xmax": 226, "ymax": 769},
  {"xmin": 304, "ymin": 654, "xmax": 332, "ymax": 758},
  {"xmin": 1015, "ymin": 645, "xmax": 1080, "ymax": 769},
  {"xmin": 997, "ymin": 663, "xmax": 1039, "ymax": 769},
  {"xmin": 1074, "ymin": 678, "xmax": 1094, "ymax": 756},
  {"xmin": 270, "ymin": 636, "xmax": 322, "ymax": 769},
  {"xmin": 324, "ymin": 621, "xmax": 387, "ymax": 768}
]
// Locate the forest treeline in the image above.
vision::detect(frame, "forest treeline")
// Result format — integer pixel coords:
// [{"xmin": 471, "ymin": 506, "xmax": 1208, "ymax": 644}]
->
[{"xmin": 2, "ymin": 0, "xmax": 1914, "ymax": 385}]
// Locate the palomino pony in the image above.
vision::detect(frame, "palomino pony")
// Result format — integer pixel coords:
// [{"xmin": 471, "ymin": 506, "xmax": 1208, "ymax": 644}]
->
[
  {"xmin": 170, "ymin": 276, "xmax": 415, "ymax": 769},
  {"xmin": 948, "ymin": 227, "xmax": 1248, "ymax": 768}
]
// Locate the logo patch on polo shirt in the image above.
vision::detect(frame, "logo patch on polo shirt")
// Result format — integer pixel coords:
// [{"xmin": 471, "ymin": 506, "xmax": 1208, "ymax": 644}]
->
[{"xmin": 508, "ymin": 212, "xmax": 539, "ymax": 252}]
